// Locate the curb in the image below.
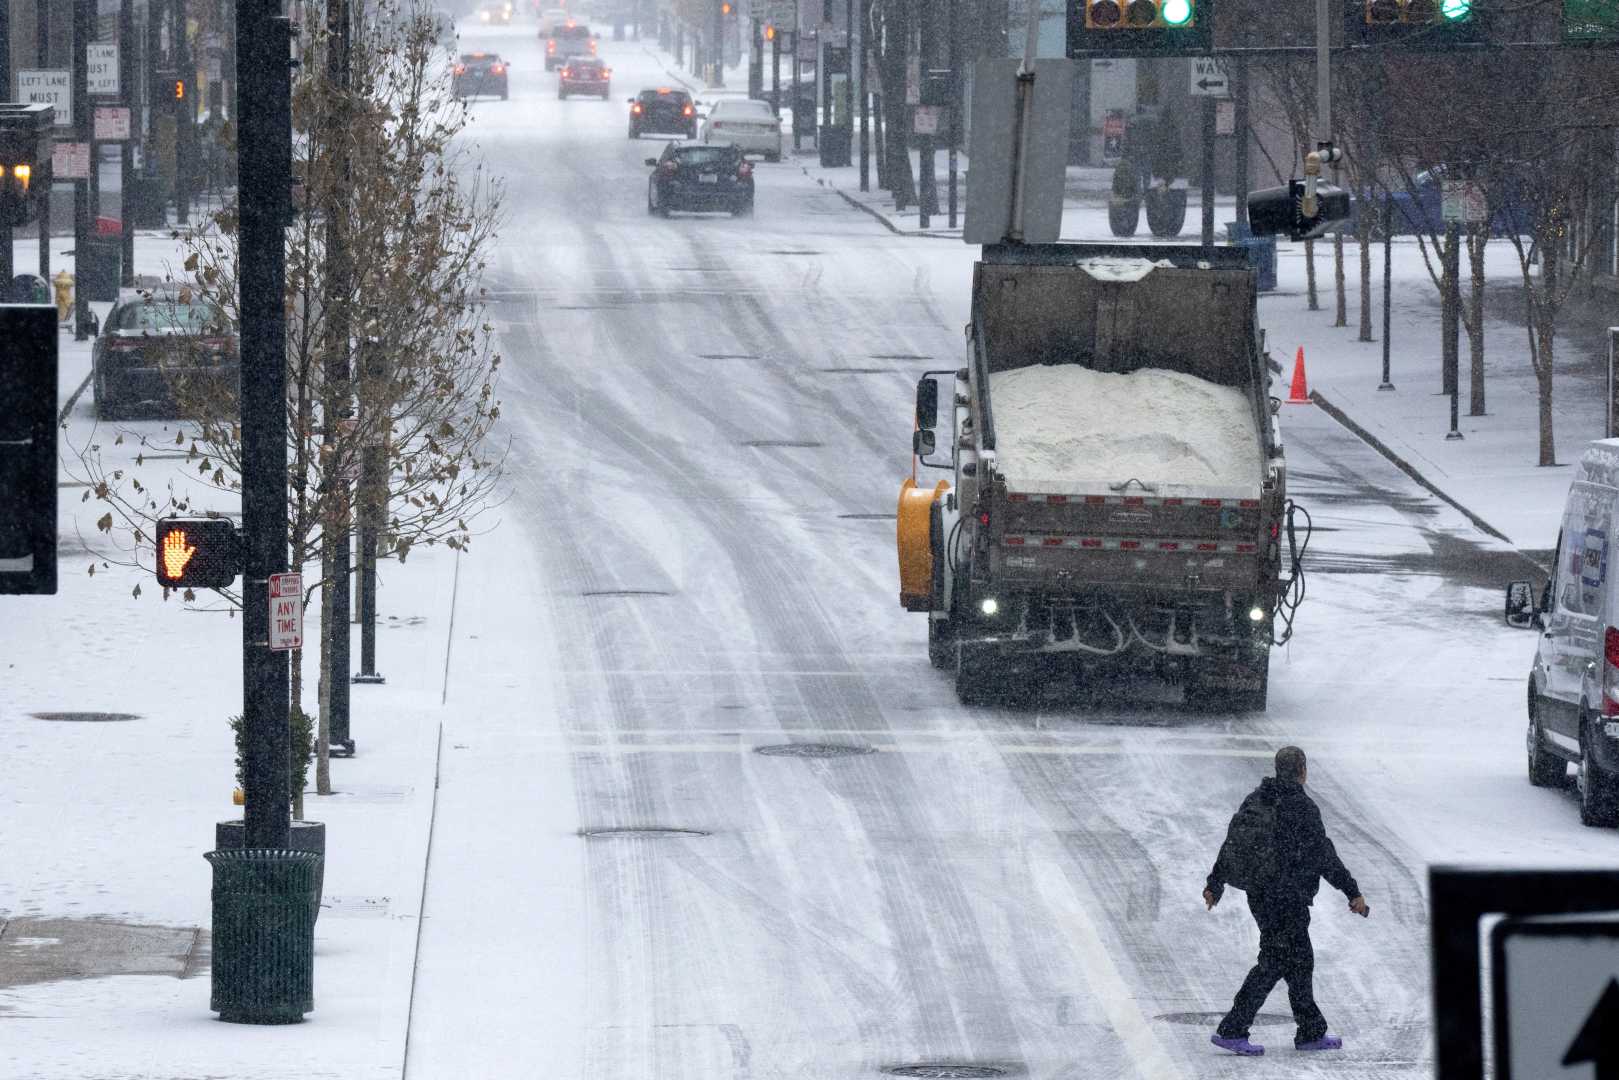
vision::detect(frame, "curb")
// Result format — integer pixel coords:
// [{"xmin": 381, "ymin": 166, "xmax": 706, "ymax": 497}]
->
[
  {"xmin": 1307, "ymin": 387, "xmax": 1516, "ymax": 545},
  {"xmin": 379, "ymin": 716, "xmax": 444, "ymax": 1079}
]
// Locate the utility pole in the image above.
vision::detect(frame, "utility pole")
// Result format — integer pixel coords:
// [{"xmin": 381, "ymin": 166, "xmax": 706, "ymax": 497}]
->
[
  {"xmin": 711, "ymin": 0, "xmax": 724, "ymax": 86},
  {"xmin": 770, "ymin": 23, "xmax": 780, "ymax": 120},
  {"xmin": 353, "ymin": 334, "xmax": 385, "ymax": 687},
  {"xmin": 858, "ymin": 0, "xmax": 870, "ymax": 191},
  {"xmin": 918, "ymin": 13, "xmax": 935, "ymax": 226},
  {"xmin": 36, "ymin": 0, "xmax": 50, "ymax": 280},
  {"xmin": 1199, "ymin": 95, "xmax": 1215, "ymax": 250},
  {"xmin": 748, "ymin": 17, "xmax": 760, "ymax": 99},
  {"xmin": 946, "ymin": 0, "xmax": 958, "ymax": 226},
  {"xmin": 0, "ymin": 0, "xmax": 11, "ymax": 285},
  {"xmin": 118, "ymin": 0, "xmax": 135, "ymax": 285},
  {"xmin": 237, "ymin": 0, "xmax": 294, "ymax": 853},
  {"xmin": 73, "ymin": 0, "xmax": 92, "ymax": 339},
  {"xmin": 322, "ymin": 0, "xmax": 355, "ymax": 758},
  {"xmin": 173, "ymin": 0, "xmax": 191, "ymax": 224}
]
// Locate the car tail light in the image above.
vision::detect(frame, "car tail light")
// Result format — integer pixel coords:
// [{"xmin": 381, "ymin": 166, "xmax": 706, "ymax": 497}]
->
[
  {"xmin": 491, "ymin": 64, "xmax": 505, "ymax": 74},
  {"xmin": 547, "ymin": 40, "xmax": 556, "ymax": 51},
  {"xmin": 1606, "ymin": 626, "xmax": 1619, "ymax": 715},
  {"xmin": 682, "ymin": 104, "xmax": 694, "ymax": 116},
  {"xmin": 631, "ymin": 103, "xmax": 643, "ymax": 114},
  {"xmin": 658, "ymin": 161, "xmax": 678, "ymax": 175},
  {"xmin": 454, "ymin": 63, "xmax": 466, "ymax": 75},
  {"xmin": 589, "ymin": 40, "xmax": 597, "ymax": 52},
  {"xmin": 737, "ymin": 161, "xmax": 752, "ymax": 178}
]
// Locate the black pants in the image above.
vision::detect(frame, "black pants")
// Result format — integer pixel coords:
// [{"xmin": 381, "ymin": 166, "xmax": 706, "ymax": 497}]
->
[{"xmin": 1216, "ymin": 897, "xmax": 1327, "ymax": 1045}]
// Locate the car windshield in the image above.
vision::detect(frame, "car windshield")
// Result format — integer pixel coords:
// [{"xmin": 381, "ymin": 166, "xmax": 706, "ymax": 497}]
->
[
  {"xmin": 554, "ymin": 24, "xmax": 589, "ymax": 38},
  {"xmin": 673, "ymin": 147, "xmax": 739, "ymax": 167},
  {"xmin": 570, "ymin": 60, "xmax": 603, "ymax": 70},
  {"xmin": 117, "ymin": 302, "xmax": 226, "ymax": 333},
  {"xmin": 642, "ymin": 89, "xmax": 689, "ymax": 104},
  {"xmin": 714, "ymin": 101, "xmax": 772, "ymax": 119},
  {"xmin": 461, "ymin": 54, "xmax": 500, "ymax": 64}
]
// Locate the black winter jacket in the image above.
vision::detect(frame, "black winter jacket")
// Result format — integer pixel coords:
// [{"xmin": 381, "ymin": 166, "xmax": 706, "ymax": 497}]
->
[{"xmin": 1206, "ymin": 777, "xmax": 1360, "ymax": 909}]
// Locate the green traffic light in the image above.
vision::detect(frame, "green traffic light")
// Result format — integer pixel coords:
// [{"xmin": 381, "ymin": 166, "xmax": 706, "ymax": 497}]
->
[
  {"xmin": 1440, "ymin": 0, "xmax": 1470, "ymax": 19},
  {"xmin": 1162, "ymin": 0, "xmax": 1193, "ymax": 23}
]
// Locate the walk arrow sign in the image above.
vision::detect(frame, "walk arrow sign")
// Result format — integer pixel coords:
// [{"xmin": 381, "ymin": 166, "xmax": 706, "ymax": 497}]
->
[
  {"xmin": 1564, "ymin": 978, "xmax": 1619, "ymax": 1075},
  {"xmin": 1493, "ymin": 917, "xmax": 1619, "ymax": 1080},
  {"xmin": 1189, "ymin": 58, "xmax": 1228, "ymax": 97}
]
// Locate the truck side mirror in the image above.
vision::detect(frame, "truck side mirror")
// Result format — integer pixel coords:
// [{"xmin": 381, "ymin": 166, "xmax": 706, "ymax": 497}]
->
[
  {"xmin": 913, "ymin": 429, "xmax": 936, "ymax": 457},
  {"xmin": 915, "ymin": 377, "xmax": 938, "ymax": 431},
  {"xmin": 1505, "ymin": 580, "xmax": 1538, "ymax": 629}
]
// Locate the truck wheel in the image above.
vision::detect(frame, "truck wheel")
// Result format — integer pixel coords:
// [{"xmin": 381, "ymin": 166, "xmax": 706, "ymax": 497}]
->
[
  {"xmin": 955, "ymin": 642, "xmax": 996, "ymax": 706},
  {"xmin": 927, "ymin": 616, "xmax": 954, "ymax": 670},
  {"xmin": 1527, "ymin": 684, "xmax": 1567, "ymax": 788},
  {"xmin": 1579, "ymin": 715, "xmax": 1619, "ymax": 827}
]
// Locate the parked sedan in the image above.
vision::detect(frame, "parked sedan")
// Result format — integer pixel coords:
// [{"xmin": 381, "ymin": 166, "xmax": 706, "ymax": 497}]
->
[
  {"xmin": 646, "ymin": 142, "xmax": 753, "ymax": 218},
  {"xmin": 453, "ymin": 52, "xmax": 510, "ymax": 100},
  {"xmin": 700, "ymin": 98, "xmax": 782, "ymax": 162},
  {"xmin": 92, "ymin": 294, "xmax": 238, "ymax": 420},
  {"xmin": 628, "ymin": 87, "xmax": 696, "ymax": 139},
  {"xmin": 558, "ymin": 57, "xmax": 611, "ymax": 99}
]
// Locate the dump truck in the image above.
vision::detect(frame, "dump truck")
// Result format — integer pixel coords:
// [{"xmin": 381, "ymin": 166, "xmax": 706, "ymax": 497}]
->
[{"xmin": 896, "ymin": 242, "xmax": 1307, "ymax": 710}]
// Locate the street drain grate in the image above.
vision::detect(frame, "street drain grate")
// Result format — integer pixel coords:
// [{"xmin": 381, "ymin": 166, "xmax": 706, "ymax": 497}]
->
[
  {"xmin": 741, "ymin": 440, "xmax": 824, "ymax": 449},
  {"xmin": 29, "ymin": 712, "xmax": 140, "ymax": 723},
  {"xmin": 579, "ymin": 827, "xmax": 710, "ymax": 839},
  {"xmin": 1155, "ymin": 1011, "xmax": 1292, "ymax": 1027},
  {"xmin": 756, "ymin": 743, "xmax": 875, "ymax": 758},
  {"xmin": 580, "ymin": 589, "xmax": 672, "ymax": 598},
  {"xmin": 838, "ymin": 513, "xmax": 895, "ymax": 521},
  {"xmin": 821, "ymin": 367, "xmax": 888, "ymax": 374},
  {"xmin": 884, "ymin": 1066, "xmax": 1009, "ymax": 1079},
  {"xmin": 870, "ymin": 354, "xmax": 933, "ymax": 361}
]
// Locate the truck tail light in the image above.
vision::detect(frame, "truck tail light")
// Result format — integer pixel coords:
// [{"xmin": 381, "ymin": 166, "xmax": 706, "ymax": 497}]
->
[{"xmin": 1605, "ymin": 626, "xmax": 1619, "ymax": 715}]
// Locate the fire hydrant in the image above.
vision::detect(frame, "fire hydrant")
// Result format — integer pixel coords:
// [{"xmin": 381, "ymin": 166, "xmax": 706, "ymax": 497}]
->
[{"xmin": 52, "ymin": 270, "xmax": 74, "ymax": 323}]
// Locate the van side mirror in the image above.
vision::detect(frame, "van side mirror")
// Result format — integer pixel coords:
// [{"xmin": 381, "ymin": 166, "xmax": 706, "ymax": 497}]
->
[
  {"xmin": 915, "ymin": 376, "xmax": 939, "ymax": 431},
  {"xmin": 913, "ymin": 429, "xmax": 936, "ymax": 457},
  {"xmin": 1505, "ymin": 580, "xmax": 1539, "ymax": 629}
]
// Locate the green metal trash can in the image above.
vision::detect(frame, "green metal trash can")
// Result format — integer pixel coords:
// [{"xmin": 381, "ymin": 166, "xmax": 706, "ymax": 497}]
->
[{"xmin": 204, "ymin": 848, "xmax": 319, "ymax": 1024}]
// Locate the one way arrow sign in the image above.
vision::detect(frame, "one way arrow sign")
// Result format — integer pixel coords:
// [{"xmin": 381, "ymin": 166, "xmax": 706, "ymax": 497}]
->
[
  {"xmin": 1189, "ymin": 58, "xmax": 1228, "ymax": 97},
  {"xmin": 1494, "ymin": 918, "xmax": 1619, "ymax": 1079}
]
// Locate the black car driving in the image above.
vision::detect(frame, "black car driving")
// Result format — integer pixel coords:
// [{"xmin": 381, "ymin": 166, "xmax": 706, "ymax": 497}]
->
[
  {"xmin": 92, "ymin": 293, "xmax": 238, "ymax": 420},
  {"xmin": 452, "ymin": 53, "xmax": 509, "ymax": 100},
  {"xmin": 628, "ymin": 87, "xmax": 696, "ymax": 139},
  {"xmin": 646, "ymin": 142, "xmax": 753, "ymax": 218}
]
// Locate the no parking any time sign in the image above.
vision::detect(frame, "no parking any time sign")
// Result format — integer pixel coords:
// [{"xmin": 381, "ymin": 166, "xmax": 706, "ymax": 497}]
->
[{"xmin": 268, "ymin": 572, "xmax": 303, "ymax": 651}]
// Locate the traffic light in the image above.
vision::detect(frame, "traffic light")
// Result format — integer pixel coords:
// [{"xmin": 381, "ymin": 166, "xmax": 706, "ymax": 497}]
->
[
  {"xmin": 0, "ymin": 103, "xmax": 51, "ymax": 227},
  {"xmin": 0, "ymin": 306, "xmax": 58, "ymax": 596},
  {"xmin": 154, "ymin": 517, "xmax": 241, "ymax": 589},
  {"xmin": 1067, "ymin": 0, "xmax": 1210, "ymax": 56},
  {"xmin": 721, "ymin": 1, "xmax": 733, "ymax": 13},
  {"xmin": 1247, "ymin": 180, "xmax": 1352, "ymax": 242},
  {"xmin": 764, "ymin": 23, "xmax": 775, "ymax": 40},
  {"xmin": 1350, "ymin": 0, "xmax": 1481, "ymax": 45}
]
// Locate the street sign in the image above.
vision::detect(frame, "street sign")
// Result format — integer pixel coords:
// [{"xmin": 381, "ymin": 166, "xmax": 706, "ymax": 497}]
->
[
  {"xmin": 1102, "ymin": 111, "xmax": 1125, "ymax": 160},
  {"xmin": 913, "ymin": 105, "xmax": 942, "ymax": 136},
  {"xmin": 268, "ymin": 572, "xmax": 304, "ymax": 651},
  {"xmin": 1190, "ymin": 57, "xmax": 1228, "ymax": 96},
  {"xmin": 87, "ymin": 43, "xmax": 119, "ymax": 95},
  {"xmin": 93, "ymin": 106, "xmax": 130, "ymax": 142},
  {"xmin": 1441, "ymin": 180, "xmax": 1487, "ymax": 224},
  {"xmin": 905, "ymin": 55, "xmax": 921, "ymax": 105},
  {"xmin": 1216, "ymin": 99, "xmax": 1235, "ymax": 135},
  {"xmin": 1492, "ymin": 918, "xmax": 1619, "ymax": 1080},
  {"xmin": 17, "ymin": 70, "xmax": 72, "ymax": 127},
  {"xmin": 50, "ymin": 141, "xmax": 90, "ymax": 179}
]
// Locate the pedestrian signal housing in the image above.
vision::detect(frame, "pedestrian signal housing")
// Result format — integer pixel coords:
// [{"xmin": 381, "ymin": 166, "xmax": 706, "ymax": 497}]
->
[
  {"xmin": 0, "ymin": 306, "xmax": 58, "ymax": 595},
  {"xmin": 0, "ymin": 103, "xmax": 53, "ymax": 227},
  {"xmin": 1246, "ymin": 181, "xmax": 1352, "ymax": 242},
  {"xmin": 155, "ymin": 517, "xmax": 241, "ymax": 589},
  {"xmin": 1067, "ymin": 0, "xmax": 1209, "ymax": 55}
]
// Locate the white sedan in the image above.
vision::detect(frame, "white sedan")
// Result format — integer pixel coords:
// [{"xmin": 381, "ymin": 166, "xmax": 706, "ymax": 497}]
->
[{"xmin": 700, "ymin": 99, "xmax": 783, "ymax": 162}]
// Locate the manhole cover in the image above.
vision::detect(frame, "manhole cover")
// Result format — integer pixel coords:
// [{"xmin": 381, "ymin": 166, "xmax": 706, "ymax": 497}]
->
[
  {"xmin": 884, "ymin": 1066, "xmax": 1008, "ymax": 1079},
  {"xmin": 29, "ymin": 711, "xmax": 140, "ymax": 722},
  {"xmin": 580, "ymin": 589, "xmax": 672, "ymax": 598},
  {"xmin": 1155, "ymin": 1011, "xmax": 1292, "ymax": 1027},
  {"xmin": 741, "ymin": 440, "xmax": 824, "ymax": 449},
  {"xmin": 579, "ymin": 827, "xmax": 710, "ymax": 839},
  {"xmin": 756, "ymin": 743, "xmax": 875, "ymax": 758}
]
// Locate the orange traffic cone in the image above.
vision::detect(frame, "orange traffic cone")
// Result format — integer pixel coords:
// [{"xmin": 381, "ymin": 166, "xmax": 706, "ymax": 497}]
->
[{"xmin": 1286, "ymin": 346, "xmax": 1311, "ymax": 404}]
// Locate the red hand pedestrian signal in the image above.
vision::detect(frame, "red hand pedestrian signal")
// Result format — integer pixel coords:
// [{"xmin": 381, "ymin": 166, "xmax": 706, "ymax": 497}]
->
[{"xmin": 162, "ymin": 529, "xmax": 197, "ymax": 580}]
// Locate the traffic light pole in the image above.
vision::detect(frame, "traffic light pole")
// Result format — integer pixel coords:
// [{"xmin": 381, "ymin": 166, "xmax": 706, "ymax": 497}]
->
[
  {"xmin": 1380, "ymin": 198, "xmax": 1395, "ymax": 391},
  {"xmin": 73, "ymin": 0, "xmax": 92, "ymax": 340},
  {"xmin": 859, "ymin": 0, "xmax": 871, "ymax": 192},
  {"xmin": 174, "ymin": 0, "xmax": 192, "ymax": 226},
  {"xmin": 0, "ymin": 10, "xmax": 11, "ymax": 285},
  {"xmin": 237, "ymin": 2, "xmax": 293, "ymax": 852},
  {"xmin": 119, "ymin": 0, "xmax": 135, "ymax": 286},
  {"xmin": 1199, "ymin": 96, "xmax": 1215, "ymax": 251},
  {"xmin": 1443, "ymin": 219, "xmax": 1463, "ymax": 439},
  {"xmin": 712, "ymin": 0, "xmax": 724, "ymax": 86},
  {"xmin": 36, "ymin": 0, "xmax": 50, "ymax": 282},
  {"xmin": 771, "ymin": 26, "xmax": 780, "ymax": 120}
]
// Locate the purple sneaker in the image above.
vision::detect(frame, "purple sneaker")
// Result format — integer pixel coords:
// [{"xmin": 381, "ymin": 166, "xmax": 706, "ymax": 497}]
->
[
  {"xmin": 1211, "ymin": 1035, "xmax": 1264, "ymax": 1056},
  {"xmin": 1296, "ymin": 1035, "xmax": 1343, "ymax": 1052}
]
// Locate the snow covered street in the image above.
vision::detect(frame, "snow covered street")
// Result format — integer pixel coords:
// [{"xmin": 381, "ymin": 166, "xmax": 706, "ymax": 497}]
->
[{"xmin": 3, "ymin": 15, "xmax": 1617, "ymax": 1080}]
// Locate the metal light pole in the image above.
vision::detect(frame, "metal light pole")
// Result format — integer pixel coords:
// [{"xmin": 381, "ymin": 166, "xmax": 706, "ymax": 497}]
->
[
  {"xmin": 945, "ymin": 0, "xmax": 958, "ymax": 227},
  {"xmin": 859, "ymin": 0, "xmax": 870, "ymax": 191},
  {"xmin": 1443, "ymin": 220, "xmax": 1463, "ymax": 439},
  {"xmin": 73, "ymin": 0, "xmax": 92, "ymax": 340},
  {"xmin": 173, "ymin": 0, "xmax": 193, "ymax": 225},
  {"xmin": 0, "ymin": 6, "xmax": 11, "ymax": 285},
  {"xmin": 711, "ymin": 0, "xmax": 724, "ymax": 86},
  {"xmin": 1380, "ymin": 198, "xmax": 1394, "ymax": 391},
  {"xmin": 36, "ymin": 0, "xmax": 50, "ymax": 280},
  {"xmin": 119, "ymin": 0, "xmax": 136, "ymax": 285}
]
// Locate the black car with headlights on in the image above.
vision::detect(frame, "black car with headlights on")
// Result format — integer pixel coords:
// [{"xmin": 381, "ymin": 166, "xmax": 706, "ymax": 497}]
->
[
  {"xmin": 92, "ymin": 293, "xmax": 238, "ymax": 420},
  {"xmin": 628, "ymin": 87, "xmax": 696, "ymax": 139},
  {"xmin": 646, "ymin": 142, "xmax": 753, "ymax": 218},
  {"xmin": 452, "ymin": 52, "xmax": 509, "ymax": 100}
]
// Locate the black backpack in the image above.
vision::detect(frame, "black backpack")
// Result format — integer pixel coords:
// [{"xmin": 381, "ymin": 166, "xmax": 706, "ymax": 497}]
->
[{"xmin": 1220, "ymin": 796, "xmax": 1280, "ymax": 893}]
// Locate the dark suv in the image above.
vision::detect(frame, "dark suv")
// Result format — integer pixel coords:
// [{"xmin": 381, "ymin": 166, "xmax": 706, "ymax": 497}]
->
[
  {"xmin": 628, "ymin": 87, "xmax": 696, "ymax": 139},
  {"xmin": 559, "ymin": 57, "xmax": 611, "ymax": 99},
  {"xmin": 544, "ymin": 23, "xmax": 595, "ymax": 70},
  {"xmin": 452, "ymin": 53, "xmax": 509, "ymax": 100},
  {"xmin": 646, "ymin": 142, "xmax": 753, "ymax": 218}
]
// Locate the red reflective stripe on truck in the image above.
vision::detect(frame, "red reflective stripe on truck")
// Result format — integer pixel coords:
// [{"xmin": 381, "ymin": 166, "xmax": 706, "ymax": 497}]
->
[
  {"xmin": 1004, "ymin": 536, "xmax": 1025, "ymax": 545},
  {"xmin": 1197, "ymin": 542, "xmax": 1218, "ymax": 551},
  {"xmin": 1081, "ymin": 538, "xmax": 1103, "ymax": 548},
  {"xmin": 1159, "ymin": 542, "xmax": 1180, "ymax": 550},
  {"xmin": 1120, "ymin": 541, "xmax": 1141, "ymax": 550},
  {"xmin": 1043, "ymin": 537, "xmax": 1065, "ymax": 546},
  {"xmin": 1007, "ymin": 493, "xmax": 1028, "ymax": 502}
]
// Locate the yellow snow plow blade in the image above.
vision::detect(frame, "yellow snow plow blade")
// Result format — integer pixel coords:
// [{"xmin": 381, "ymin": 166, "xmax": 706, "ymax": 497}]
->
[{"xmin": 897, "ymin": 477, "xmax": 949, "ymax": 612}]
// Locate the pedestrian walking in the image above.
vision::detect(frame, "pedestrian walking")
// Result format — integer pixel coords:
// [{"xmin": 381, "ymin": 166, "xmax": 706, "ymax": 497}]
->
[{"xmin": 1203, "ymin": 745, "xmax": 1370, "ymax": 1056}]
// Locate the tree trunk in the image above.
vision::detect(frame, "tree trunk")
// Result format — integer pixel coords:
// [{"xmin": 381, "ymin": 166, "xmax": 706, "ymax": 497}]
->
[
  {"xmin": 1358, "ymin": 217, "xmax": 1373, "ymax": 342},
  {"xmin": 882, "ymin": 0, "xmax": 915, "ymax": 209},
  {"xmin": 1536, "ymin": 330, "xmax": 1557, "ymax": 467},
  {"xmin": 1468, "ymin": 227, "xmax": 1487, "ymax": 416},
  {"xmin": 1333, "ymin": 230, "xmax": 1347, "ymax": 327},
  {"xmin": 1305, "ymin": 239, "xmax": 1319, "ymax": 310},
  {"xmin": 315, "ymin": 576, "xmax": 332, "ymax": 796}
]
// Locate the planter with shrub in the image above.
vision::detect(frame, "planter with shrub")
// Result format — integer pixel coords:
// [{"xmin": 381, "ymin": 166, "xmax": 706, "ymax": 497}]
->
[{"xmin": 1108, "ymin": 158, "xmax": 1142, "ymax": 238}]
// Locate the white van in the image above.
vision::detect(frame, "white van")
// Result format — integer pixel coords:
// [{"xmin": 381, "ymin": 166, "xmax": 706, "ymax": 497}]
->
[{"xmin": 1508, "ymin": 437, "xmax": 1619, "ymax": 826}]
